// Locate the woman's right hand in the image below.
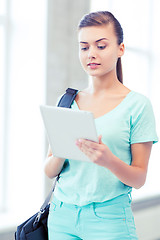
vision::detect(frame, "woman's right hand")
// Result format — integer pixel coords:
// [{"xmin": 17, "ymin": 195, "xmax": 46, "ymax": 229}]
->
[{"xmin": 44, "ymin": 145, "xmax": 65, "ymax": 179}]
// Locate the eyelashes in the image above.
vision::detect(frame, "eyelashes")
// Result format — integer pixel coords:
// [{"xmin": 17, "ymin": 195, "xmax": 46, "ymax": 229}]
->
[
  {"xmin": 81, "ymin": 47, "xmax": 89, "ymax": 51},
  {"xmin": 80, "ymin": 45, "xmax": 107, "ymax": 51},
  {"xmin": 97, "ymin": 45, "xmax": 106, "ymax": 50}
]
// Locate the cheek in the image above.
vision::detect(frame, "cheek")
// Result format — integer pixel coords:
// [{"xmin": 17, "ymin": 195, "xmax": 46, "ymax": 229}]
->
[{"xmin": 102, "ymin": 51, "xmax": 118, "ymax": 67}]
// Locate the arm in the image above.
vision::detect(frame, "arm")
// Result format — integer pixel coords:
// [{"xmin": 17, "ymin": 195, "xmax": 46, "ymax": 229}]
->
[
  {"xmin": 106, "ymin": 142, "xmax": 152, "ymax": 189},
  {"xmin": 76, "ymin": 137, "xmax": 152, "ymax": 189},
  {"xmin": 44, "ymin": 145, "xmax": 65, "ymax": 179}
]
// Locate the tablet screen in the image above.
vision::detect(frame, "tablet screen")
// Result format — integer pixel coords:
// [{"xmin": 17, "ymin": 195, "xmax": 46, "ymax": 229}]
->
[{"xmin": 40, "ymin": 105, "xmax": 98, "ymax": 161}]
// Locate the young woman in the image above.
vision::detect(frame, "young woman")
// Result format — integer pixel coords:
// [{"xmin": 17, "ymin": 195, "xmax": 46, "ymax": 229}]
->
[{"xmin": 45, "ymin": 11, "xmax": 158, "ymax": 239}]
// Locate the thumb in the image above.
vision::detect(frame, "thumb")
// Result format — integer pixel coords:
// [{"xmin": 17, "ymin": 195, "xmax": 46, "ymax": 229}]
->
[{"xmin": 98, "ymin": 135, "xmax": 103, "ymax": 144}]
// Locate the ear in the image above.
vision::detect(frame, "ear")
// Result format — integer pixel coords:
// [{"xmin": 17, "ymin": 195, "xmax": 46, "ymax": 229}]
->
[{"xmin": 118, "ymin": 43, "xmax": 125, "ymax": 57}]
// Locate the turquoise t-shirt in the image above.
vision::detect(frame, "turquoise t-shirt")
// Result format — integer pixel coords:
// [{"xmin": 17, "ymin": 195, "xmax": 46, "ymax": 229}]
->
[{"xmin": 54, "ymin": 91, "xmax": 158, "ymax": 206}]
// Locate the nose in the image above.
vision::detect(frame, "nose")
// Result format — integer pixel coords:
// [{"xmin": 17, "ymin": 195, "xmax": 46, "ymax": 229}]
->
[{"xmin": 88, "ymin": 46, "xmax": 97, "ymax": 59}]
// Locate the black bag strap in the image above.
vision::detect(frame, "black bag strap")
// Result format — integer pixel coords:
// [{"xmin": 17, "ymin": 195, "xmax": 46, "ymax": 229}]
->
[
  {"xmin": 57, "ymin": 88, "xmax": 79, "ymax": 108},
  {"xmin": 40, "ymin": 88, "xmax": 78, "ymax": 212}
]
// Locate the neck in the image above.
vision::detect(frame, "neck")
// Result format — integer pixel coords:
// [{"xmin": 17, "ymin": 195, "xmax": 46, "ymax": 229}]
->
[{"xmin": 87, "ymin": 72, "xmax": 122, "ymax": 95}]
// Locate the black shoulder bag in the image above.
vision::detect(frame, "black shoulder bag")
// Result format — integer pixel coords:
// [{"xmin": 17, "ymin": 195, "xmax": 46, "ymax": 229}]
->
[{"xmin": 15, "ymin": 88, "xmax": 78, "ymax": 240}]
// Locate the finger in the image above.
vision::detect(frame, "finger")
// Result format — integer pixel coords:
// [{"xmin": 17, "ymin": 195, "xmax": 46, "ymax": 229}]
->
[
  {"xmin": 79, "ymin": 142, "xmax": 93, "ymax": 153},
  {"xmin": 79, "ymin": 143, "xmax": 95, "ymax": 156},
  {"xmin": 98, "ymin": 135, "xmax": 103, "ymax": 144},
  {"xmin": 78, "ymin": 139, "xmax": 99, "ymax": 150},
  {"xmin": 78, "ymin": 143, "xmax": 102, "ymax": 163},
  {"xmin": 82, "ymin": 147, "xmax": 96, "ymax": 160},
  {"xmin": 85, "ymin": 149, "xmax": 102, "ymax": 162}
]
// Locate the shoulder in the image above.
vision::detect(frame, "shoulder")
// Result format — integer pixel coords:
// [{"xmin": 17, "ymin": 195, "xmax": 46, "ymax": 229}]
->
[
  {"xmin": 129, "ymin": 91, "xmax": 152, "ymax": 108},
  {"xmin": 75, "ymin": 89, "xmax": 89, "ymax": 104},
  {"xmin": 131, "ymin": 91, "xmax": 149, "ymax": 101},
  {"xmin": 129, "ymin": 91, "xmax": 155, "ymax": 124},
  {"xmin": 125, "ymin": 91, "xmax": 155, "ymax": 123}
]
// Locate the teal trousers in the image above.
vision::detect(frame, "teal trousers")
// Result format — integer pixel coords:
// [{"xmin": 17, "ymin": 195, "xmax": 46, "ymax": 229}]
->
[{"xmin": 48, "ymin": 194, "xmax": 138, "ymax": 240}]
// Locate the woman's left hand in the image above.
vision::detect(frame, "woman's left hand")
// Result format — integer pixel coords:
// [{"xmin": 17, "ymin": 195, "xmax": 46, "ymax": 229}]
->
[{"xmin": 76, "ymin": 135, "xmax": 113, "ymax": 167}]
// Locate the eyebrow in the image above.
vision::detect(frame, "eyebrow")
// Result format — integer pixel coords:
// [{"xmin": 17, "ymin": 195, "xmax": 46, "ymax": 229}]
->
[{"xmin": 80, "ymin": 38, "xmax": 108, "ymax": 44}]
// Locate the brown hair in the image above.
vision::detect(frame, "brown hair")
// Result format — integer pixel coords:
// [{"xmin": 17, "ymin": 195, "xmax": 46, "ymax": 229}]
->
[{"xmin": 78, "ymin": 11, "xmax": 124, "ymax": 83}]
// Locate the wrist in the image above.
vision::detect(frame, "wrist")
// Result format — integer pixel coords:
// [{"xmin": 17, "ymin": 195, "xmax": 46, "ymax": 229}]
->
[{"xmin": 105, "ymin": 152, "xmax": 119, "ymax": 172}]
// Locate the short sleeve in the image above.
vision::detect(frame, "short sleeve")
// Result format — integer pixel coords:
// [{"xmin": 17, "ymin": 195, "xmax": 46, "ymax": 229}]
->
[{"xmin": 130, "ymin": 98, "xmax": 158, "ymax": 144}]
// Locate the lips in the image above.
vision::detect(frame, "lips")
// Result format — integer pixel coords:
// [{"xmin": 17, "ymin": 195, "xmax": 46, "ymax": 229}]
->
[
  {"xmin": 87, "ymin": 63, "xmax": 101, "ymax": 69},
  {"xmin": 87, "ymin": 63, "xmax": 100, "ymax": 66}
]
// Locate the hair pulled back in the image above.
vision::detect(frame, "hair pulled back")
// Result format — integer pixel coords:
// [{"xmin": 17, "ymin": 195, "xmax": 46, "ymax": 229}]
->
[{"xmin": 78, "ymin": 11, "xmax": 124, "ymax": 84}]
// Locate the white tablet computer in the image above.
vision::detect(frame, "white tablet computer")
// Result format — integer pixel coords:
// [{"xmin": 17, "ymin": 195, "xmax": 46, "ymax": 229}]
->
[{"xmin": 40, "ymin": 105, "xmax": 98, "ymax": 162}]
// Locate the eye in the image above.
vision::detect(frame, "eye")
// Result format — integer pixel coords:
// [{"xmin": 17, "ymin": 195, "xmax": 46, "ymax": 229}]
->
[
  {"xmin": 81, "ymin": 47, "xmax": 89, "ymax": 51},
  {"xmin": 97, "ymin": 45, "xmax": 106, "ymax": 50}
]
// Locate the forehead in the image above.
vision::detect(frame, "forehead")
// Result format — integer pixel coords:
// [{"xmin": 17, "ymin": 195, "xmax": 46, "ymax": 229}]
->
[{"xmin": 78, "ymin": 24, "xmax": 116, "ymax": 43}]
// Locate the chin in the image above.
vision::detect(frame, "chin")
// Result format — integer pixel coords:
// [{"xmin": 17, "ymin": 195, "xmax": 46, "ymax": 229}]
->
[
  {"xmin": 85, "ymin": 69, "xmax": 100, "ymax": 76},
  {"xmin": 88, "ymin": 72, "xmax": 104, "ymax": 78}
]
